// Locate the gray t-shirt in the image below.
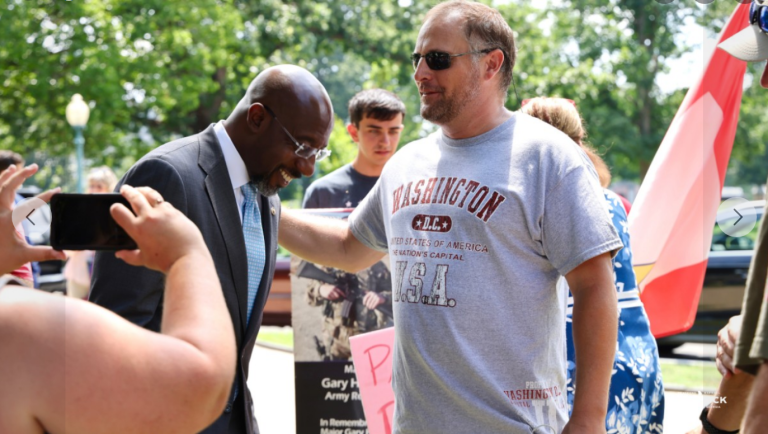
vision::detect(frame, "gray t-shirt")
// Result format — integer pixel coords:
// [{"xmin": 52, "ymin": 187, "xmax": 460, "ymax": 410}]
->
[
  {"xmin": 348, "ymin": 113, "xmax": 622, "ymax": 434},
  {"xmin": 303, "ymin": 164, "xmax": 379, "ymax": 209}
]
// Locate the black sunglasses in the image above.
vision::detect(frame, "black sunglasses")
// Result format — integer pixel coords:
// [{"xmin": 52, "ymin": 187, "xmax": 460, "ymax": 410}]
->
[
  {"xmin": 411, "ymin": 48, "xmax": 498, "ymax": 71},
  {"xmin": 750, "ymin": 0, "xmax": 768, "ymax": 33}
]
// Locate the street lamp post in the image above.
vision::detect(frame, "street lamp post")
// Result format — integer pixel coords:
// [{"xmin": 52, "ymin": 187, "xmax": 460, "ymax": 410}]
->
[{"xmin": 66, "ymin": 94, "xmax": 90, "ymax": 193}]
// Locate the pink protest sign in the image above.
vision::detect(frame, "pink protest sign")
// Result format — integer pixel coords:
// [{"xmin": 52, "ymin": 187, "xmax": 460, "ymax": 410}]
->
[{"xmin": 349, "ymin": 327, "xmax": 395, "ymax": 434}]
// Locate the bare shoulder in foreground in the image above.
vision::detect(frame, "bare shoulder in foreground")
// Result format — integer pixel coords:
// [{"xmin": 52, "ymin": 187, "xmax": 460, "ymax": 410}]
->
[{"xmin": 0, "ymin": 164, "xmax": 235, "ymax": 434}]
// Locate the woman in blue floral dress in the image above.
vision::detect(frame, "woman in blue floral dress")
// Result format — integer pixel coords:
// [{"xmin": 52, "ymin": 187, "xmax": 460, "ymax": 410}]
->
[{"xmin": 522, "ymin": 98, "xmax": 665, "ymax": 434}]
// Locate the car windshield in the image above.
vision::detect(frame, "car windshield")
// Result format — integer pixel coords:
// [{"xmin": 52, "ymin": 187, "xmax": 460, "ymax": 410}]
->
[{"xmin": 711, "ymin": 207, "xmax": 763, "ymax": 251}]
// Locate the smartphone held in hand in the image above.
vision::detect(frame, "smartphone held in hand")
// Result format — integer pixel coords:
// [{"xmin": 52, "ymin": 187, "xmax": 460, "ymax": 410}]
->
[{"xmin": 50, "ymin": 193, "xmax": 137, "ymax": 251}]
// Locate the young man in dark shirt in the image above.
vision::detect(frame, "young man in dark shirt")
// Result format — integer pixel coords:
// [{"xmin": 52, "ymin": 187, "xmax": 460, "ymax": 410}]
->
[{"xmin": 302, "ymin": 89, "xmax": 405, "ymax": 210}]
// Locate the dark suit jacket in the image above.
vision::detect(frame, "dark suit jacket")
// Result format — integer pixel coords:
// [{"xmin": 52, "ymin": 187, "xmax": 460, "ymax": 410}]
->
[{"xmin": 90, "ymin": 125, "xmax": 279, "ymax": 434}]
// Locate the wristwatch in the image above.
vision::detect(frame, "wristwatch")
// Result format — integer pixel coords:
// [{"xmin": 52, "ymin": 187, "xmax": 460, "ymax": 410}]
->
[{"xmin": 699, "ymin": 405, "xmax": 739, "ymax": 434}]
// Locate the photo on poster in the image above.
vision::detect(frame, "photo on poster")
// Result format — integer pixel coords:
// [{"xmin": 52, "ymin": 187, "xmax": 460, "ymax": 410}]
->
[
  {"xmin": 292, "ymin": 254, "xmax": 392, "ymax": 362},
  {"xmin": 291, "ymin": 209, "xmax": 393, "ymax": 433}
]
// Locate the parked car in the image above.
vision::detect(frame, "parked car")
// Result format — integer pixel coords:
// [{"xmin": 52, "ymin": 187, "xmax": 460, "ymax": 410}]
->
[{"xmin": 656, "ymin": 200, "xmax": 764, "ymax": 351}]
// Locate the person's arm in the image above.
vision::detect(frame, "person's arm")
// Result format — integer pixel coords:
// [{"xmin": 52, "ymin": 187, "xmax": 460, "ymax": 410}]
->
[
  {"xmin": 743, "ymin": 361, "xmax": 768, "ymax": 433},
  {"xmin": 89, "ymin": 158, "xmax": 187, "ymax": 329},
  {"xmin": 279, "ymin": 207, "xmax": 384, "ymax": 272},
  {"xmin": 0, "ymin": 164, "xmax": 66, "ymax": 275},
  {"xmin": 0, "ymin": 186, "xmax": 235, "ymax": 434},
  {"xmin": 693, "ymin": 371, "xmax": 754, "ymax": 433},
  {"xmin": 710, "ymin": 315, "xmax": 754, "ymax": 430},
  {"xmin": 685, "ymin": 315, "xmax": 753, "ymax": 433},
  {"xmin": 562, "ymin": 252, "xmax": 617, "ymax": 434}
]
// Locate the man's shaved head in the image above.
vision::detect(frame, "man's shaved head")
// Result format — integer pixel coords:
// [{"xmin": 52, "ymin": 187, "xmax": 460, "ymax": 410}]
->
[
  {"xmin": 238, "ymin": 65, "xmax": 333, "ymax": 122},
  {"xmin": 224, "ymin": 65, "xmax": 334, "ymax": 196}
]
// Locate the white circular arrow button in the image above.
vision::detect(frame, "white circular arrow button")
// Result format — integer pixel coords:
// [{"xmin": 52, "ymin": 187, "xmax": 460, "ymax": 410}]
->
[
  {"xmin": 12, "ymin": 197, "xmax": 51, "ymax": 234},
  {"xmin": 716, "ymin": 197, "xmax": 757, "ymax": 238}
]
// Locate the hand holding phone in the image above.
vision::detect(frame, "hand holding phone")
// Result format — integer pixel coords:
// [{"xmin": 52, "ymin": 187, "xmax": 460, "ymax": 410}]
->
[{"xmin": 50, "ymin": 193, "xmax": 138, "ymax": 251}]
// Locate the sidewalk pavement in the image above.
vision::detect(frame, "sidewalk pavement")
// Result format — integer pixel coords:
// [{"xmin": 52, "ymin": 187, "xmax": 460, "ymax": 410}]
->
[
  {"xmin": 248, "ymin": 343, "xmax": 714, "ymax": 434},
  {"xmin": 249, "ymin": 344, "xmax": 296, "ymax": 434}
]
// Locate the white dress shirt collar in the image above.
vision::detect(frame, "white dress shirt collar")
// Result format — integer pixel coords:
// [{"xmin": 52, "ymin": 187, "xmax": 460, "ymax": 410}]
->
[
  {"xmin": 213, "ymin": 121, "xmax": 253, "ymax": 223},
  {"xmin": 214, "ymin": 121, "xmax": 250, "ymax": 191}
]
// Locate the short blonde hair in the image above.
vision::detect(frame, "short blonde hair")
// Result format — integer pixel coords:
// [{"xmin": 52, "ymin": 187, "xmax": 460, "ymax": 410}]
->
[
  {"xmin": 87, "ymin": 166, "xmax": 118, "ymax": 192},
  {"xmin": 520, "ymin": 97, "xmax": 612, "ymax": 188}
]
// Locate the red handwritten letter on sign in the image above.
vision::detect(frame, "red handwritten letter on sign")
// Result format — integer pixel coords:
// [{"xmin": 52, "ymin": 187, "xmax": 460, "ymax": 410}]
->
[{"xmin": 350, "ymin": 327, "xmax": 395, "ymax": 434}]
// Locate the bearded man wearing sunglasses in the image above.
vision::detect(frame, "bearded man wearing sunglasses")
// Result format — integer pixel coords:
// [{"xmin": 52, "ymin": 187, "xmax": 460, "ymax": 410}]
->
[
  {"xmin": 280, "ymin": 1, "xmax": 621, "ymax": 433},
  {"xmin": 90, "ymin": 65, "xmax": 334, "ymax": 434}
]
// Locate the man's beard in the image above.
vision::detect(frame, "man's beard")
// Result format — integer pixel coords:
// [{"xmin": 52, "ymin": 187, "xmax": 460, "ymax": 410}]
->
[
  {"xmin": 420, "ymin": 67, "xmax": 481, "ymax": 125},
  {"xmin": 252, "ymin": 174, "xmax": 281, "ymax": 197}
]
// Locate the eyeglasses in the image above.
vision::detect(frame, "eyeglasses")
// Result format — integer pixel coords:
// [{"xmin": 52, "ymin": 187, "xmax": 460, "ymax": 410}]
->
[
  {"xmin": 263, "ymin": 105, "xmax": 332, "ymax": 162},
  {"xmin": 411, "ymin": 48, "xmax": 498, "ymax": 71},
  {"xmin": 750, "ymin": 0, "xmax": 768, "ymax": 33},
  {"xmin": 521, "ymin": 98, "xmax": 576, "ymax": 108}
]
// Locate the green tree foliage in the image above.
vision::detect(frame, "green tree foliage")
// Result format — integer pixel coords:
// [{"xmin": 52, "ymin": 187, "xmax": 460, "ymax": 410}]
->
[
  {"xmin": 0, "ymin": 0, "xmax": 431, "ymax": 189},
  {"xmin": 499, "ymin": 0, "xmax": 705, "ymax": 180},
  {"xmin": 0, "ymin": 0, "xmax": 763, "ymax": 194}
]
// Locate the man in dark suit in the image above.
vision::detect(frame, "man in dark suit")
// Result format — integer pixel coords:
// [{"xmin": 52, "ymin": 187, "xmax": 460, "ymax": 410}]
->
[{"xmin": 89, "ymin": 64, "xmax": 334, "ymax": 434}]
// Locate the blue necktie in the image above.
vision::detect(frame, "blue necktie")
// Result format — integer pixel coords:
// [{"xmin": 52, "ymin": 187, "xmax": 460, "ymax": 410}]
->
[{"xmin": 241, "ymin": 182, "xmax": 266, "ymax": 325}]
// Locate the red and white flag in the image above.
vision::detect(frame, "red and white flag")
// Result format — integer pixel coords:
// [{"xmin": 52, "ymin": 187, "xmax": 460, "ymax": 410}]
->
[{"xmin": 628, "ymin": 3, "xmax": 749, "ymax": 338}]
